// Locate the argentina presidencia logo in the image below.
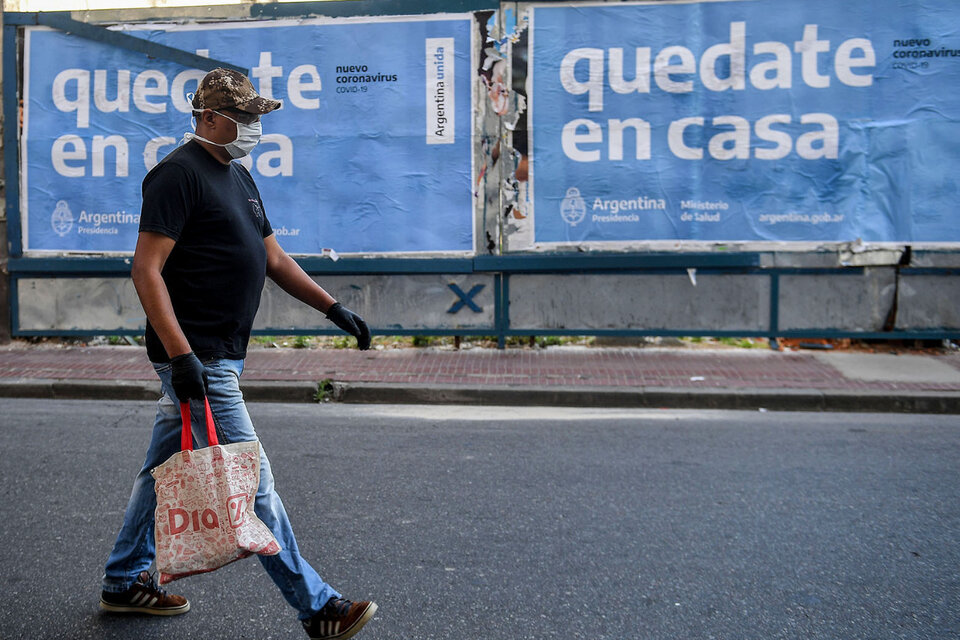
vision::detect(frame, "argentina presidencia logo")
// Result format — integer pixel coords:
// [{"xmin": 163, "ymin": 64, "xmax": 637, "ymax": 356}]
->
[
  {"xmin": 560, "ymin": 187, "xmax": 586, "ymax": 227},
  {"xmin": 51, "ymin": 200, "xmax": 74, "ymax": 237}
]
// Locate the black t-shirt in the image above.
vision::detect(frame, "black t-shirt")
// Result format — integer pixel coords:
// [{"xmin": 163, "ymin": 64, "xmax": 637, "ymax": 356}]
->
[{"xmin": 139, "ymin": 140, "xmax": 273, "ymax": 363}]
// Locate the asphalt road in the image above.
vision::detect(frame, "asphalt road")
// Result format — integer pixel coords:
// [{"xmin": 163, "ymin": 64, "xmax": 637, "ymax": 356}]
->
[{"xmin": 0, "ymin": 400, "xmax": 957, "ymax": 640}]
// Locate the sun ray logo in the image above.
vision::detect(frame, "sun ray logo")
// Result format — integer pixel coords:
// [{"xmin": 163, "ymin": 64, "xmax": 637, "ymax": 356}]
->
[
  {"xmin": 51, "ymin": 200, "xmax": 74, "ymax": 237},
  {"xmin": 560, "ymin": 187, "xmax": 586, "ymax": 226},
  {"xmin": 227, "ymin": 494, "xmax": 248, "ymax": 528}
]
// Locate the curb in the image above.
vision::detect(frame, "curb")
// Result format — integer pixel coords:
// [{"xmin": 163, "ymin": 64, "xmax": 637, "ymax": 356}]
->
[
  {"xmin": 0, "ymin": 379, "xmax": 319, "ymax": 404},
  {"xmin": 1, "ymin": 378, "xmax": 958, "ymax": 413},
  {"xmin": 0, "ymin": 378, "xmax": 160, "ymax": 401},
  {"xmin": 331, "ymin": 382, "xmax": 960, "ymax": 414}
]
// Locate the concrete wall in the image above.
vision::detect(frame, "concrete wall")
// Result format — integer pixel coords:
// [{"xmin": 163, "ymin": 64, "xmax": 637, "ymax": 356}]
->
[
  {"xmin": 15, "ymin": 274, "xmax": 497, "ymax": 334},
  {"xmin": 898, "ymin": 275, "xmax": 960, "ymax": 330},
  {"xmin": 778, "ymin": 269, "xmax": 896, "ymax": 333},
  {"xmin": 254, "ymin": 275, "xmax": 495, "ymax": 332},
  {"xmin": 508, "ymin": 273, "xmax": 770, "ymax": 332},
  {"xmin": 16, "ymin": 277, "xmax": 142, "ymax": 332}
]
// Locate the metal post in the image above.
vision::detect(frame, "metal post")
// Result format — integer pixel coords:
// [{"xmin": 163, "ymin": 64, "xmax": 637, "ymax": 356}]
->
[
  {"xmin": 0, "ymin": 6, "xmax": 10, "ymax": 344},
  {"xmin": 495, "ymin": 272, "xmax": 510, "ymax": 349},
  {"xmin": 768, "ymin": 271, "xmax": 780, "ymax": 351}
]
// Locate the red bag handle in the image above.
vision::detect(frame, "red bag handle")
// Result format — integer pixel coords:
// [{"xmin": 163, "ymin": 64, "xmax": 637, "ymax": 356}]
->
[{"xmin": 179, "ymin": 398, "xmax": 219, "ymax": 451}]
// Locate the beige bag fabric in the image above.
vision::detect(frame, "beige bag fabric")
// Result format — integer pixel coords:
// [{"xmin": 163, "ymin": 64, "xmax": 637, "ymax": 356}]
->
[{"xmin": 151, "ymin": 398, "xmax": 281, "ymax": 584}]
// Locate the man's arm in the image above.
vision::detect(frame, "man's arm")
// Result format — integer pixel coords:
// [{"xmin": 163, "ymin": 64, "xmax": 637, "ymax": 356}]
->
[
  {"xmin": 264, "ymin": 234, "xmax": 337, "ymax": 313},
  {"xmin": 132, "ymin": 231, "xmax": 209, "ymax": 399},
  {"xmin": 264, "ymin": 234, "xmax": 371, "ymax": 349},
  {"xmin": 132, "ymin": 231, "xmax": 191, "ymax": 358}
]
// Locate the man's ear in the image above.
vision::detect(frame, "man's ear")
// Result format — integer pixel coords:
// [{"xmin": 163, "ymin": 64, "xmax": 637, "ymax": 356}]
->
[{"xmin": 198, "ymin": 109, "xmax": 218, "ymax": 128}]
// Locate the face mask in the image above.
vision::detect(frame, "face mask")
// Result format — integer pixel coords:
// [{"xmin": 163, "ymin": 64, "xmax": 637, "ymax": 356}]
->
[{"xmin": 184, "ymin": 110, "xmax": 262, "ymax": 159}]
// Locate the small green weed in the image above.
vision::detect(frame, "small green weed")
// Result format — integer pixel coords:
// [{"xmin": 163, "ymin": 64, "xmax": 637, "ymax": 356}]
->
[
  {"xmin": 331, "ymin": 335, "xmax": 353, "ymax": 349},
  {"xmin": 716, "ymin": 337, "xmax": 764, "ymax": 349},
  {"xmin": 314, "ymin": 379, "xmax": 335, "ymax": 403},
  {"xmin": 411, "ymin": 335, "xmax": 437, "ymax": 347}
]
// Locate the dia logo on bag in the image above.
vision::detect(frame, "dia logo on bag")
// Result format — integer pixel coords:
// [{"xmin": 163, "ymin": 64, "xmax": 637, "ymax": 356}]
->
[
  {"xmin": 168, "ymin": 493, "xmax": 248, "ymax": 533},
  {"xmin": 227, "ymin": 493, "xmax": 248, "ymax": 528},
  {"xmin": 168, "ymin": 508, "xmax": 220, "ymax": 534}
]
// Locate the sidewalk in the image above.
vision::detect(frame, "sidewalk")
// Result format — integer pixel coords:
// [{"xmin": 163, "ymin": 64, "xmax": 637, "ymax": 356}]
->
[{"xmin": 1, "ymin": 343, "xmax": 959, "ymax": 412}]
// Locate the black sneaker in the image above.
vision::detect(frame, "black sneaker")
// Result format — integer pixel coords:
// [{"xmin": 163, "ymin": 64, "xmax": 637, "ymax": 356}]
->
[
  {"xmin": 99, "ymin": 571, "xmax": 190, "ymax": 616},
  {"xmin": 302, "ymin": 597, "xmax": 377, "ymax": 639}
]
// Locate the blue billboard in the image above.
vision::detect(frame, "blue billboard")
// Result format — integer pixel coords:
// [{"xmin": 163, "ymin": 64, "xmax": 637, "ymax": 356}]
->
[
  {"xmin": 22, "ymin": 16, "xmax": 474, "ymax": 254},
  {"xmin": 530, "ymin": 0, "xmax": 960, "ymax": 245}
]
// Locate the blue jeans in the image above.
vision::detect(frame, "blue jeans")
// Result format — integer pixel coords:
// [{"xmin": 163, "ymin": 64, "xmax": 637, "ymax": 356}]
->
[{"xmin": 102, "ymin": 358, "xmax": 339, "ymax": 619}]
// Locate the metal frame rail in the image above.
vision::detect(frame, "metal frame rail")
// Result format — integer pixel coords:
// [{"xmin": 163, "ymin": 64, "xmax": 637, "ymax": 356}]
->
[{"xmin": 9, "ymin": 255, "xmax": 958, "ymax": 348}]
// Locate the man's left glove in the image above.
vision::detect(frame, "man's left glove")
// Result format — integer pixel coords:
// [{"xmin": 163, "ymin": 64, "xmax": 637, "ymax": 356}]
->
[
  {"xmin": 170, "ymin": 351, "xmax": 208, "ymax": 401},
  {"xmin": 326, "ymin": 302, "xmax": 371, "ymax": 350}
]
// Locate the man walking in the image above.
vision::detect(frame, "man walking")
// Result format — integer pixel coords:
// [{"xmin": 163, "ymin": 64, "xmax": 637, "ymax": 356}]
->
[{"xmin": 99, "ymin": 68, "xmax": 377, "ymax": 640}]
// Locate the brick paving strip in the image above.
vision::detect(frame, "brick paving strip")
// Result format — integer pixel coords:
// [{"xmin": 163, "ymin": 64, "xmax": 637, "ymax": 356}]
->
[{"xmin": 1, "ymin": 345, "xmax": 958, "ymax": 393}]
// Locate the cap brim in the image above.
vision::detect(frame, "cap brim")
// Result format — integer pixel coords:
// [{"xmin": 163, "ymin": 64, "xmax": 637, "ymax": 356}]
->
[{"xmin": 236, "ymin": 96, "xmax": 282, "ymax": 114}]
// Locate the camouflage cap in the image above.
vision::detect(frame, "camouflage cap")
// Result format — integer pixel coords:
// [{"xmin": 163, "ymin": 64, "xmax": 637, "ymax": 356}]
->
[{"xmin": 192, "ymin": 67, "xmax": 282, "ymax": 114}]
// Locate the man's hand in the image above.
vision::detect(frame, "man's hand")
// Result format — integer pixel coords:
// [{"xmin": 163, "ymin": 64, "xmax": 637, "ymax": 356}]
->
[
  {"xmin": 326, "ymin": 303, "xmax": 371, "ymax": 350},
  {"xmin": 170, "ymin": 352, "xmax": 208, "ymax": 400}
]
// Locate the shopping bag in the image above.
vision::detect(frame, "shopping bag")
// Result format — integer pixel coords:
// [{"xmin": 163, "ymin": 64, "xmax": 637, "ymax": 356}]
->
[{"xmin": 151, "ymin": 398, "xmax": 281, "ymax": 584}]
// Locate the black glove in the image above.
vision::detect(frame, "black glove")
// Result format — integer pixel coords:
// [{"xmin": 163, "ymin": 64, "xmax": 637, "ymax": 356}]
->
[
  {"xmin": 326, "ymin": 302, "xmax": 371, "ymax": 350},
  {"xmin": 170, "ymin": 352, "xmax": 208, "ymax": 401}
]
